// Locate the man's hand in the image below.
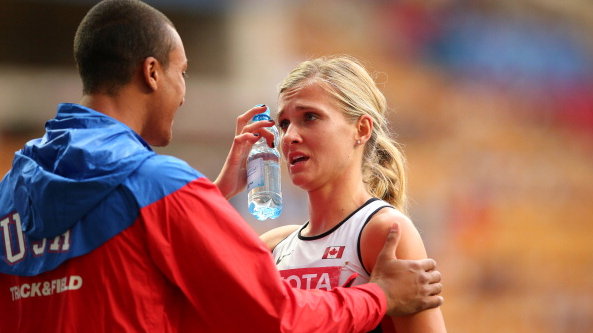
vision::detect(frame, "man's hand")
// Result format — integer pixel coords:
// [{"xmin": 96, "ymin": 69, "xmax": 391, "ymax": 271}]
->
[{"xmin": 369, "ymin": 223, "xmax": 443, "ymax": 317}]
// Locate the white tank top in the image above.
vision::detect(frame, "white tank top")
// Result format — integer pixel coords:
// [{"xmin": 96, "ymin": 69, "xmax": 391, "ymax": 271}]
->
[{"xmin": 272, "ymin": 198, "xmax": 394, "ymax": 290}]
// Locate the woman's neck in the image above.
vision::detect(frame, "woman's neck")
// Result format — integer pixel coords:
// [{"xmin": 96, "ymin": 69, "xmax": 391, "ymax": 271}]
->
[{"xmin": 303, "ymin": 181, "xmax": 371, "ymax": 237}]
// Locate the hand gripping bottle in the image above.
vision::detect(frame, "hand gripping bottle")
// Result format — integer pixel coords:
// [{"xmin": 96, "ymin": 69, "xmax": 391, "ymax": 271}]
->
[{"xmin": 247, "ymin": 105, "xmax": 282, "ymax": 220}]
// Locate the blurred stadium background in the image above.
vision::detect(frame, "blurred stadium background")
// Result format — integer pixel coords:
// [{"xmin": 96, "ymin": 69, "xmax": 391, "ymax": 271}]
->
[{"xmin": 1, "ymin": 0, "xmax": 592, "ymax": 332}]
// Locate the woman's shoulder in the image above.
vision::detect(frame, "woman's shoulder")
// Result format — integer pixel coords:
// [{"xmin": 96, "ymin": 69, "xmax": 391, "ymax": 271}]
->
[
  {"xmin": 367, "ymin": 206, "xmax": 414, "ymax": 234},
  {"xmin": 360, "ymin": 206, "xmax": 427, "ymax": 271},
  {"xmin": 259, "ymin": 224, "xmax": 301, "ymax": 252}
]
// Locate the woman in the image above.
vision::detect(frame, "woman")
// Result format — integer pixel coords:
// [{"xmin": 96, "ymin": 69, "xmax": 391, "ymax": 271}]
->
[{"xmin": 216, "ymin": 55, "xmax": 446, "ymax": 332}]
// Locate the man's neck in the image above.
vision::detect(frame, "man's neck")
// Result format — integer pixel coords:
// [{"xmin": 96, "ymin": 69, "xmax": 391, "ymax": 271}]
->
[{"xmin": 79, "ymin": 92, "xmax": 145, "ymax": 136}]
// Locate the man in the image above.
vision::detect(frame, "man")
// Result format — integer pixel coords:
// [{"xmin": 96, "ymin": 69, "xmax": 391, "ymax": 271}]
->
[{"xmin": 0, "ymin": 1, "xmax": 443, "ymax": 332}]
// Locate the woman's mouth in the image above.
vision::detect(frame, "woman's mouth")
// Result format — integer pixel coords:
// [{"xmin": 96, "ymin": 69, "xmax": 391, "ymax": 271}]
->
[{"xmin": 289, "ymin": 153, "xmax": 309, "ymax": 165}]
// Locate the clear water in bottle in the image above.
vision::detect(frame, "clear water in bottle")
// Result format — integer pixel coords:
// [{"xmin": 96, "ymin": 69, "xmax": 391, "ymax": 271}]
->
[
  {"xmin": 247, "ymin": 152, "xmax": 282, "ymax": 220},
  {"xmin": 246, "ymin": 105, "xmax": 282, "ymax": 220}
]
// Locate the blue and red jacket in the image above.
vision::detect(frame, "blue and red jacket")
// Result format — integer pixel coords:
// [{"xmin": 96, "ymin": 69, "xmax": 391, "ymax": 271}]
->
[{"xmin": 0, "ymin": 103, "xmax": 385, "ymax": 332}]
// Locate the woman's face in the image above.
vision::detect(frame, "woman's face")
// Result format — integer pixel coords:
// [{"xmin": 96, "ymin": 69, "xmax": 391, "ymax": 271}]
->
[{"xmin": 277, "ymin": 82, "xmax": 360, "ymax": 192}]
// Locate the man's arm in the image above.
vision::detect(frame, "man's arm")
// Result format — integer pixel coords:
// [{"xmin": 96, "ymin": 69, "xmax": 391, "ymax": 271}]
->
[{"xmin": 143, "ymin": 177, "xmax": 442, "ymax": 332}]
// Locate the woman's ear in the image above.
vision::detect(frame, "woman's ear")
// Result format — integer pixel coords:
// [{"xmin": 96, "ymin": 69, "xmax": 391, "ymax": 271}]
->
[
  {"xmin": 142, "ymin": 56, "xmax": 159, "ymax": 91},
  {"xmin": 356, "ymin": 115, "xmax": 373, "ymax": 144}
]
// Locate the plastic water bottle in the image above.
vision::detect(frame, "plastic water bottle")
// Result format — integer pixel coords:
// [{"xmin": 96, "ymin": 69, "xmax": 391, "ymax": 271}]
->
[{"xmin": 247, "ymin": 105, "xmax": 282, "ymax": 220}]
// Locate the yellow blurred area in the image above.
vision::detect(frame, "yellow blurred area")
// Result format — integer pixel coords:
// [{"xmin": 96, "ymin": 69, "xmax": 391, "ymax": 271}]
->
[
  {"xmin": 1, "ymin": 0, "xmax": 593, "ymax": 332},
  {"xmin": 283, "ymin": 3, "xmax": 593, "ymax": 331}
]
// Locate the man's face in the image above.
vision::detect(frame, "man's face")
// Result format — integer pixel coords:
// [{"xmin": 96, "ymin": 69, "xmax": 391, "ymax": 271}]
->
[{"xmin": 145, "ymin": 25, "xmax": 187, "ymax": 147}]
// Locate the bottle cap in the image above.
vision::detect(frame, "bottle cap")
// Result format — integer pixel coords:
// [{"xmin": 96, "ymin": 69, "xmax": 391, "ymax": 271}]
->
[{"xmin": 252, "ymin": 104, "xmax": 271, "ymax": 121}]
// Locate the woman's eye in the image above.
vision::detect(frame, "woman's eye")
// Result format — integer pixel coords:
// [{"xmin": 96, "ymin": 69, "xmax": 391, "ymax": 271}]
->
[
  {"xmin": 278, "ymin": 119, "xmax": 289, "ymax": 130},
  {"xmin": 304, "ymin": 112, "xmax": 317, "ymax": 121}
]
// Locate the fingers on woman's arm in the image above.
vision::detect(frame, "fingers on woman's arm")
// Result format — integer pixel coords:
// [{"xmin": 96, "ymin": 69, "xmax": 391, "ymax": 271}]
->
[
  {"xmin": 362, "ymin": 209, "xmax": 446, "ymax": 330},
  {"xmin": 360, "ymin": 210, "xmax": 407, "ymax": 273}
]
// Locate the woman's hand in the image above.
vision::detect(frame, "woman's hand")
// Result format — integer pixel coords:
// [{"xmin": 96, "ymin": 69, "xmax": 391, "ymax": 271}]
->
[{"xmin": 214, "ymin": 105, "xmax": 276, "ymax": 199}]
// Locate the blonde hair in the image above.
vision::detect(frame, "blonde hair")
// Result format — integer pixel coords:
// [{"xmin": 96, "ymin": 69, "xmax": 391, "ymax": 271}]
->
[{"xmin": 278, "ymin": 55, "xmax": 407, "ymax": 212}]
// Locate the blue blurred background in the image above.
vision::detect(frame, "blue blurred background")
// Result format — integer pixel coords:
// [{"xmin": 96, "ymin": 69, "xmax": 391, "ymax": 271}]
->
[{"xmin": 1, "ymin": 1, "xmax": 592, "ymax": 331}]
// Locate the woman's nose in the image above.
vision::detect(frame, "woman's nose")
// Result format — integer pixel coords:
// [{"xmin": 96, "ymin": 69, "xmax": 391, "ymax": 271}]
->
[
  {"xmin": 281, "ymin": 124, "xmax": 301, "ymax": 155},
  {"xmin": 282, "ymin": 124, "xmax": 302, "ymax": 144}
]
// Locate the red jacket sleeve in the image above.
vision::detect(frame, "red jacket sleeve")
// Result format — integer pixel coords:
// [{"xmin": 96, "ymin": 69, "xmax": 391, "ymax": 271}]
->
[{"xmin": 142, "ymin": 177, "xmax": 386, "ymax": 332}]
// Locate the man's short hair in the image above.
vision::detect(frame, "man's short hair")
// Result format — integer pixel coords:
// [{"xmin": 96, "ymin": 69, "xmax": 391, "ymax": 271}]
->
[{"xmin": 74, "ymin": 0, "xmax": 175, "ymax": 95}]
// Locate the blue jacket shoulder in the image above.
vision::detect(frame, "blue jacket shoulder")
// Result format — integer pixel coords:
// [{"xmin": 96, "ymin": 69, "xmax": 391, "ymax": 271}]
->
[{"xmin": 127, "ymin": 154, "xmax": 205, "ymax": 208}]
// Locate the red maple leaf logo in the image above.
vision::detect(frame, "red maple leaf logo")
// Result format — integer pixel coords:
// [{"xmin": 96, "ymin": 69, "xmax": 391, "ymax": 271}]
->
[{"xmin": 322, "ymin": 246, "xmax": 345, "ymax": 259}]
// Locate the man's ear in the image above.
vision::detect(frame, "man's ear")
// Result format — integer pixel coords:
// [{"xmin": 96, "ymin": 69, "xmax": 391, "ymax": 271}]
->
[
  {"xmin": 356, "ymin": 114, "xmax": 373, "ymax": 144},
  {"xmin": 142, "ymin": 56, "xmax": 159, "ymax": 91}
]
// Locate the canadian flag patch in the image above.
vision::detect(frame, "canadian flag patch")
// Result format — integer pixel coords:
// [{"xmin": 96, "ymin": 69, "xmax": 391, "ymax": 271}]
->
[{"xmin": 322, "ymin": 246, "xmax": 345, "ymax": 259}]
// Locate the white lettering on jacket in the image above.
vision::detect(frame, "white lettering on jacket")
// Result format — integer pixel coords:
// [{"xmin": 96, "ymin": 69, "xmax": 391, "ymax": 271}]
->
[
  {"xmin": 0, "ymin": 213, "xmax": 25, "ymax": 263},
  {"xmin": 9, "ymin": 275, "xmax": 83, "ymax": 301},
  {"xmin": 1, "ymin": 212, "xmax": 71, "ymax": 264}
]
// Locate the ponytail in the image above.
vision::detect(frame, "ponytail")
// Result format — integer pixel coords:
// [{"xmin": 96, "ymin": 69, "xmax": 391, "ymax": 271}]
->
[{"xmin": 363, "ymin": 129, "xmax": 407, "ymax": 213}]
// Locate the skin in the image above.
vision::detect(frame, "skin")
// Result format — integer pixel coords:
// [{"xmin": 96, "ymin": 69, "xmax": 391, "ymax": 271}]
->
[
  {"xmin": 215, "ymin": 105, "xmax": 275, "ymax": 199},
  {"xmin": 260, "ymin": 81, "xmax": 447, "ymax": 332},
  {"xmin": 221, "ymin": 101, "xmax": 443, "ymax": 316},
  {"xmin": 216, "ymin": 101, "xmax": 444, "ymax": 317},
  {"xmin": 71, "ymin": 15, "xmax": 443, "ymax": 319},
  {"xmin": 80, "ymin": 25, "xmax": 188, "ymax": 147}
]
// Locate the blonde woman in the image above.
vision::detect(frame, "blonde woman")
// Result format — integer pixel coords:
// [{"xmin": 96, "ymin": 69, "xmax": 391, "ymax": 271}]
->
[{"xmin": 218, "ymin": 55, "xmax": 446, "ymax": 332}]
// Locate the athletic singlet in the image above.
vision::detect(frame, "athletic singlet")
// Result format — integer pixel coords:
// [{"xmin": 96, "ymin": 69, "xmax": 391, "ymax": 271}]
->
[
  {"xmin": 273, "ymin": 198, "xmax": 396, "ymax": 288},
  {"xmin": 272, "ymin": 198, "xmax": 400, "ymax": 332}
]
